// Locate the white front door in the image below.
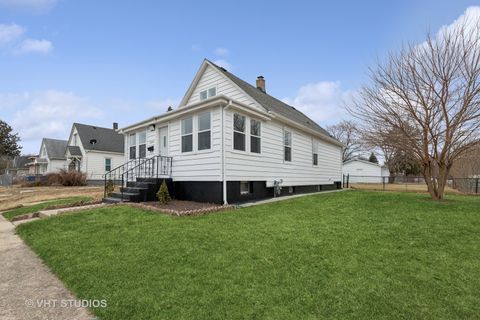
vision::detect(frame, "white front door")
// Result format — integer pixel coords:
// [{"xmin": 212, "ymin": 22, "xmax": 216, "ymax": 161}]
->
[{"xmin": 159, "ymin": 126, "xmax": 168, "ymax": 156}]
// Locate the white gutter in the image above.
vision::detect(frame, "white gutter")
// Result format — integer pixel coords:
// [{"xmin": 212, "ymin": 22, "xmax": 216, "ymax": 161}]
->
[{"xmin": 118, "ymin": 95, "xmax": 230, "ymax": 133}]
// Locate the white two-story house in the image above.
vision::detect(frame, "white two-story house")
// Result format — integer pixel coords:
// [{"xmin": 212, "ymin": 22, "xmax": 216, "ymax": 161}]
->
[{"xmin": 116, "ymin": 59, "xmax": 343, "ymax": 204}]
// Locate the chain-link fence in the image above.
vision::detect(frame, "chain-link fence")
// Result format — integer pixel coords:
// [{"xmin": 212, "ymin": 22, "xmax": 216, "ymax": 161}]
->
[
  {"xmin": 342, "ymin": 174, "xmax": 480, "ymax": 194},
  {"xmin": 0, "ymin": 174, "xmax": 13, "ymax": 187}
]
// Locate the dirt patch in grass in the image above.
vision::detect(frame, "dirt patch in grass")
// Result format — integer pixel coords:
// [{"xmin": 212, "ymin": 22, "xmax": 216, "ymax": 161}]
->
[
  {"xmin": 127, "ymin": 200, "xmax": 233, "ymax": 216},
  {"xmin": 0, "ymin": 186, "xmax": 103, "ymax": 211}
]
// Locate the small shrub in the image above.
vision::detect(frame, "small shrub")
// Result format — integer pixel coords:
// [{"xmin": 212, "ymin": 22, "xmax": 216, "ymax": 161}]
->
[
  {"xmin": 58, "ymin": 169, "xmax": 87, "ymax": 186},
  {"xmin": 46, "ymin": 173, "xmax": 61, "ymax": 185},
  {"xmin": 105, "ymin": 179, "xmax": 115, "ymax": 195},
  {"xmin": 156, "ymin": 180, "xmax": 171, "ymax": 205}
]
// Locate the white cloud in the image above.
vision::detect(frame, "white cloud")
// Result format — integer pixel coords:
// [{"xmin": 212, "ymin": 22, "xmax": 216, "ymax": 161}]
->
[
  {"xmin": 0, "ymin": 0, "xmax": 57, "ymax": 13},
  {"xmin": 212, "ymin": 59, "xmax": 232, "ymax": 70},
  {"xmin": 283, "ymin": 81, "xmax": 354, "ymax": 125},
  {"xmin": 214, "ymin": 47, "xmax": 228, "ymax": 56},
  {"xmin": 438, "ymin": 6, "xmax": 480, "ymax": 36},
  {"xmin": 10, "ymin": 90, "xmax": 103, "ymax": 144},
  {"xmin": 17, "ymin": 38, "xmax": 52, "ymax": 54},
  {"xmin": 0, "ymin": 23, "xmax": 25, "ymax": 44}
]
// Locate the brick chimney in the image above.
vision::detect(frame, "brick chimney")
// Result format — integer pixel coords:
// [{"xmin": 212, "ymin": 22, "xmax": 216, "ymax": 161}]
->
[
  {"xmin": 113, "ymin": 122, "xmax": 118, "ymax": 130},
  {"xmin": 256, "ymin": 76, "xmax": 266, "ymax": 93}
]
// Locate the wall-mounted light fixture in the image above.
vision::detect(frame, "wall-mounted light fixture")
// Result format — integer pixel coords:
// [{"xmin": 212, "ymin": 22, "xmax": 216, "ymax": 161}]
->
[
  {"xmin": 148, "ymin": 124, "xmax": 156, "ymax": 131},
  {"xmin": 147, "ymin": 146, "xmax": 154, "ymax": 152}
]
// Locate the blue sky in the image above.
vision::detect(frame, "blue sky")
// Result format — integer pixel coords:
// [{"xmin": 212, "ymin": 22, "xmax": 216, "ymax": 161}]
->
[{"xmin": 0, "ymin": 0, "xmax": 479, "ymax": 154}]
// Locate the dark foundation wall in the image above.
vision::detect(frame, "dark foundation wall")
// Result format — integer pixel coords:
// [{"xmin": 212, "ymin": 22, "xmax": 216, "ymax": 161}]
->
[
  {"xmin": 227, "ymin": 181, "xmax": 342, "ymax": 204},
  {"xmin": 173, "ymin": 181, "xmax": 223, "ymax": 204}
]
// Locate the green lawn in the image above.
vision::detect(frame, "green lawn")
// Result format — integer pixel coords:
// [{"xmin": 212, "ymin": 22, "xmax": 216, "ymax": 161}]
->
[
  {"xmin": 16, "ymin": 191, "xmax": 480, "ymax": 320},
  {"xmin": 2, "ymin": 196, "xmax": 93, "ymax": 221}
]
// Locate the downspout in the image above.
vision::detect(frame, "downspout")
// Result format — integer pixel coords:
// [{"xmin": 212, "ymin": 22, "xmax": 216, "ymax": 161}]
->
[{"xmin": 222, "ymin": 101, "xmax": 232, "ymax": 204}]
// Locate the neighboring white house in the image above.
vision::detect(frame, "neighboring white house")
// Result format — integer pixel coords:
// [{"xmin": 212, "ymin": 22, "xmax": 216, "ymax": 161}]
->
[
  {"xmin": 65, "ymin": 123, "xmax": 125, "ymax": 183},
  {"xmin": 117, "ymin": 59, "xmax": 343, "ymax": 204},
  {"xmin": 36, "ymin": 138, "xmax": 68, "ymax": 174},
  {"xmin": 342, "ymin": 158, "xmax": 390, "ymax": 183}
]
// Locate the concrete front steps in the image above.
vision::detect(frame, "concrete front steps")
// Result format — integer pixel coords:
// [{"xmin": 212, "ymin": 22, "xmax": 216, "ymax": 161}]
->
[{"xmin": 103, "ymin": 178, "xmax": 168, "ymax": 203}]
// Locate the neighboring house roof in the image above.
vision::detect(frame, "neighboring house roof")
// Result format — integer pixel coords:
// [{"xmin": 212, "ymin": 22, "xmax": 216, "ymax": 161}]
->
[
  {"xmin": 42, "ymin": 138, "xmax": 68, "ymax": 160},
  {"xmin": 67, "ymin": 146, "xmax": 82, "ymax": 157},
  {"xmin": 206, "ymin": 60, "xmax": 335, "ymax": 139},
  {"xmin": 73, "ymin": 123, "xmax": 124, "ymax": 153},
  {"xmin": 12, "ymin": 155, "xmax": 33, "ymax": 169},
  {"xmin": 343, "ymin": 158, "xmax": 388, "ymax": 169}
]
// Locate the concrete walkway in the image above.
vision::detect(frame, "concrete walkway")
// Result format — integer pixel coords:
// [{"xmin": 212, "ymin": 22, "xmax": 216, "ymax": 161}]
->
[
  {"xmin": 238, "ymin": 188, "xmax": 346, "ymax": 207},
  {"xmin": 0, "ymin": 215, "xmax": 93, "ymax": 320}
]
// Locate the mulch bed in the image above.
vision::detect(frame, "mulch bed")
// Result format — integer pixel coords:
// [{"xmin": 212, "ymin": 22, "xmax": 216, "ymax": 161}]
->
[{"xmin": 123, "ymin": 200, "xmax": 234, "ymax": 216}]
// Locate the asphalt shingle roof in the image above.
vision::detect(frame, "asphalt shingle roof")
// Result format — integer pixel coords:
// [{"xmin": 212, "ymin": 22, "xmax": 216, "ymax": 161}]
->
[
  {"xmin": 67, "ymin": 146, "xmax": 82, "ymax": 156},
  {"xmin": 42, "ymin": 138, "xmax": 67, "ymax": 160},
  {"xmin": 207, "ymin": 60, "xmax": 336, "ymax": 140},
  {"xmin": 74, "ymin": 123, "xmax": 124, "ymax": 153}
]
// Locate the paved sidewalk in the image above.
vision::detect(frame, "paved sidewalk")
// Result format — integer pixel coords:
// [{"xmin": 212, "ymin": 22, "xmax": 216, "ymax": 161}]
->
[
  {"xmin": 0, "ymin": 215, "xmax": 93, "ymax": 320},
  {"xmin": 238, "ymin": 189, "xmax": 346, "ymax": 207}
]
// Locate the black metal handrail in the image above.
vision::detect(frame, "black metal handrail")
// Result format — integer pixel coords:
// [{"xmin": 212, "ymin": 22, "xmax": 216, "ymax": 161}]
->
[{"xmin": 104, "ymin": 155, "xmax": 172, "ymax": 199}]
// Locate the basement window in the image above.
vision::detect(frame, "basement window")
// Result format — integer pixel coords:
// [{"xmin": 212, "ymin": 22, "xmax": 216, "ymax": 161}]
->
[{"xmin": 240, "ymin": 181, "xmax": 251, "ymax": 195}]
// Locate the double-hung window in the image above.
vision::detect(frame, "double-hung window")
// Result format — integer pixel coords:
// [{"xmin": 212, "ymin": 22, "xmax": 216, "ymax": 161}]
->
[
  {"xmin": 233, "ymin": 114, "xmax": 246, "ymax": 151},
  {"xmin": 312, "ymin": 140, "xmax": 318, "ymax": 165},
  {"xmin": 105, "ymin": 158, "xmax": 111, "ymax": 171},
  {"xmin": 129, "ymin": 133, "xmax": 136, "ymax": 159},
  {"xmin": 200, "ymin": 87, "xmax": 216, "ymax": 101},
  {"xmin": 250, "ymin": 119, "xmax": 261, "ymax": 153},
  {"xmin": 198, "ymin": 112, "xmax": 211, "ymax": 150},
  {"xmin": 138, "ymin": 131, "xmax": 147, "ymax": 158},
  {"xmin": 181, "ymin": 117, "xmax": 193, "ymax": 152},
  {"xmin": 284, "ymin": 130, "xmax": 292, "ymax": 162}
]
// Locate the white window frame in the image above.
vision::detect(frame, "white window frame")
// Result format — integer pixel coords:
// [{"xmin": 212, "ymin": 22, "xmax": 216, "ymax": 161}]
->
[
  {"xmin": 138, "ymin": 130, "xmax": 147, "ymax": 159},
  {"xmin": 284, "ymin": 129, "xmax": 292, "ymax": 162},
  {"xmin": 105, "ymin": 158, "xmax": 112, "ymax": 172},
  {"xmin": 129, "ymin": 133, "xmax": 136, "ymax": 159},
  {"xmin": 312, "ymin": 139, "xmax": 319, "ymax": 166},
  {"xmin": 199, "ymin": 87, "xmax": 217, "ymax": 101},
  {"xmin": 250, "ymin": 118, "xmax": 261, "ymax": 154},
  {"xmin": 181, "ymin": 117, "xmax": 194, "ymax": 153},
  {"xmin": 233, "ymin": 113, "xmax": 246, "ymax": 151},
  {"xmin": 197, "ymin": 111, "xmax": 211, "ymax": 151}
]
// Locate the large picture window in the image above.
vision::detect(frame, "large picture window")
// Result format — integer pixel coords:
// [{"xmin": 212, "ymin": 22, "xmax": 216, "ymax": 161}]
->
[
  {"xmin": 233, "ymin": 113, "xmax": 246, "ymax": 151},
  {"xmin": 312, "ymin": 140, "xmax": 318, "ymax": 165},
  {"xmin": 284, "ymin": 130, "xmax": 292, "ymax": 162},
  {"xmin": 198, "ymin": 112, "xmax": 211, "ymax": 150},
  {"xmin": 250, "ymin": 119, "xmax": 261, "ymax": 153},
  {"xmin": 181, "ymin": 117, "xmax": 193, "ymax": 152},
  {"xmin": 129, "ymin": 133, "xmax": 136, "ymax": 159},
  {"xmin": 138, "ymin": 131, "xmax": 147, "ymax": 158}
]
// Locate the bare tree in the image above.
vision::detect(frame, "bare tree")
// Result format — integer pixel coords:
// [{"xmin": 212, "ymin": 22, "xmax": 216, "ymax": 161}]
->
[
  {"xmin": 326, "ymin": 120, "xmax": 363, "ymax": 161},
  {"xmin": 349, "ymin": 22, "xmax": 480, "ymax": 200}
]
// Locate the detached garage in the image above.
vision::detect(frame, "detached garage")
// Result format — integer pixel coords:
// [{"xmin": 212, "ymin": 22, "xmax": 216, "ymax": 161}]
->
[{"xmin": 342, "ymin": 159, "xmax": 390, "ymax": 183}]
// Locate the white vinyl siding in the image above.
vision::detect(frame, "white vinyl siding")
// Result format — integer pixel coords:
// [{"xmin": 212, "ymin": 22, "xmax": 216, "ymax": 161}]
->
[
  {"xmin": 185, "ymin": 65, "xmax": 262, "ymax": 111},
  {"xmin": 224, "ymin": 109, "xmax": 342, "ymax": 187}
]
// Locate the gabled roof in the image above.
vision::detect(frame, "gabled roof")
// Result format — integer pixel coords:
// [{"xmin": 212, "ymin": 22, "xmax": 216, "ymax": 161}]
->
[
  {"xmin": 67, "ymin": 146, "xmax": 82, "ymax": 157},
  {"xmin": 73, "ymin": 123, "xmax": 124, "ymax": 153},
  {"xmin": 206, "ymin": 60, "xmax": 334, "ymax": 139},
  {"xmin": 343, "ymin": 158, "xmax": 388, "ymax": 168},
  {"xmin": 41, "ymin": 138, "xmax": 67, "ymax": 160},
  {"xmin": 12, "ymin": 155, "xmax": 33, "ymax": 169}
]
